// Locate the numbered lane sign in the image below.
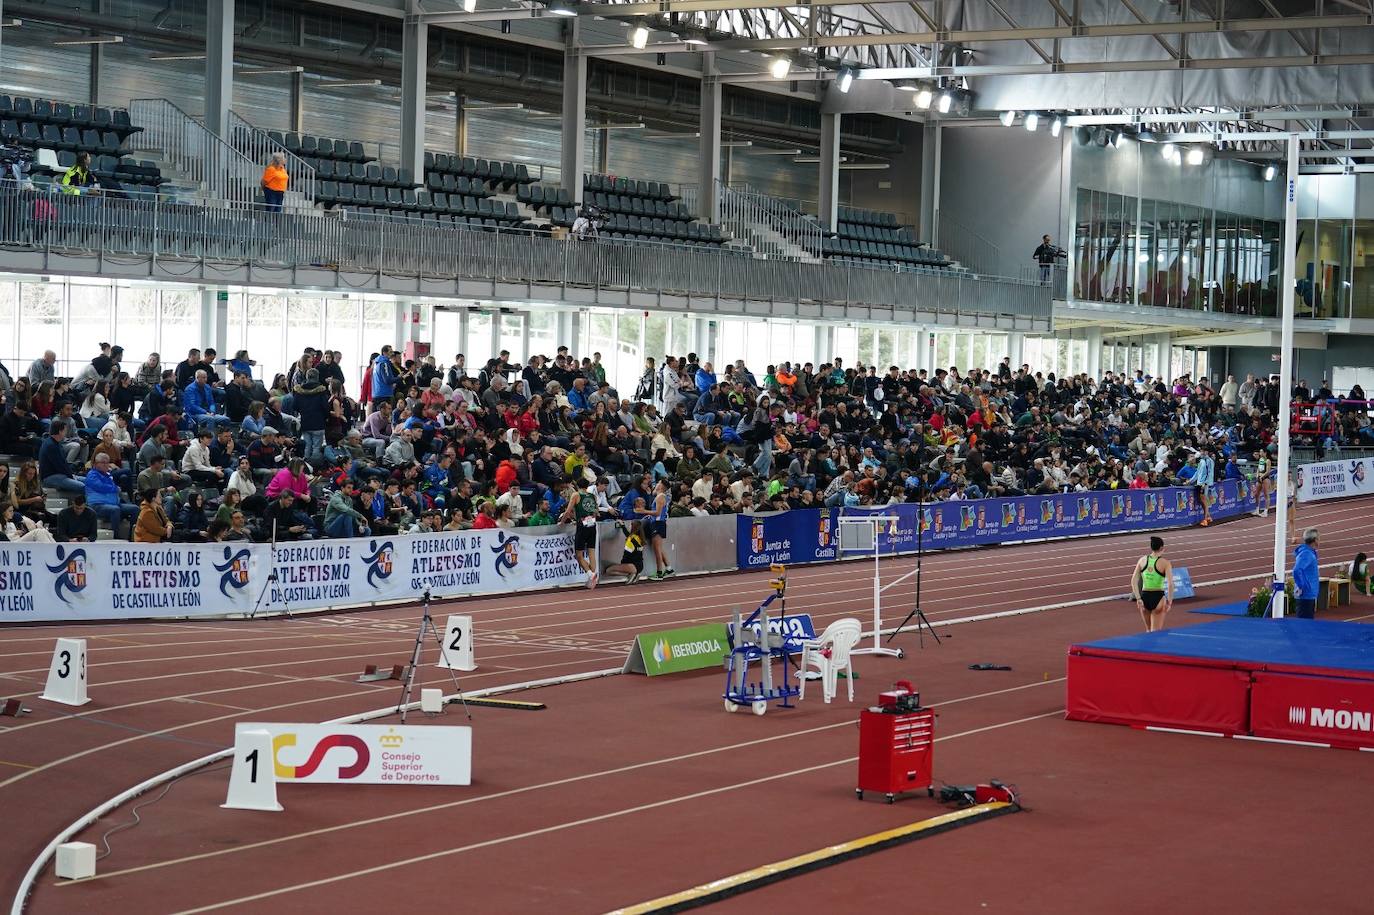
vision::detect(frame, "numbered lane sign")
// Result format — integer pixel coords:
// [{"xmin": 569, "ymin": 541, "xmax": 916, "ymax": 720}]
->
[
  {"xmin": 41, "ymin": 638, "xmax": 90, "ymax": 706},
  {"xmin": 437, "ymin": 614, "xmax": 477, "ymax": 671},
  {"xmin": 222, "ymin": 728, "xmax": 283, "ymax": 811}
]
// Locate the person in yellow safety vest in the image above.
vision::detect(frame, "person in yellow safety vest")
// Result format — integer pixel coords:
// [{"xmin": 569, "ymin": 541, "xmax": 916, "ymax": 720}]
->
[{"xmin": 60, "ymin": 151, "xmax": 98, "ymax": 195}]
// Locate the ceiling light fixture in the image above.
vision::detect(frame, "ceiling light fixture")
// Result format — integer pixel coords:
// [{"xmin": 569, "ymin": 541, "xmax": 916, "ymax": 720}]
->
[
  {"xmin": 1263, "ymin": 164, "xmax": 1277, "ymax": 181},
  {"xmin": 769, "ymin": 56, "xmax": 792, "ymax": 79},
  {"xmin": 1186, "ymin": 146, "xmax": 1205, "ymax": 165},
  {"xmin": 915, "ymin": 89, "xmax": 933, "ymax": 109},
  {"xmin": 836, "ymin": 67, "xmax": 855, "ymax": 94},
  {"xmin": 1050, "ymin": 115, "xmax": 1063, "ymax": 137},
  {"xmin": 1024, "ymin": 112, "xmax": 1039, "ymax": 132},
  {"xmin": 936, "ymin": 90, "xmax": 953, "ymax": 113},
  {"xmin": 463, "ymin": 0, "xmax": 477, "ymax": 10},
  {"xmin": 1000, "ymin": 110, "xmax": 1017, "ymax": 127},
  {"xmin": 629, "ymin": 21, "xmax": 649, "ymax": 50}
]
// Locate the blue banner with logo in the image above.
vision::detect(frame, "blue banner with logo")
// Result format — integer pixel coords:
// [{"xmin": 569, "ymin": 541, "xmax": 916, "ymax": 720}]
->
[
  {"xmin": 0, "ymin": 527, "xmax": 587, "ymax": 622},
  {"xmin": 736, "ymin": 481, "xmax": 1262, "ymax": 569}
]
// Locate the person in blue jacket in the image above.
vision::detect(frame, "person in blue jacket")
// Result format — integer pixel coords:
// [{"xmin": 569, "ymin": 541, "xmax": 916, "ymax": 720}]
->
[{"xmin": 1292, "ymin": 528, "xmax": 1320, "ymax": 619}]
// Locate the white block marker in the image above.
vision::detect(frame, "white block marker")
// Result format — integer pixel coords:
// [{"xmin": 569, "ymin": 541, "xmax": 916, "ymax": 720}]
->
[
  {"xmin": 437, "ymin": 614, "xmax": 477, "ymax": 671},
  {"xmin": 41, "ymin": 638, "xmax": 89, "ymax": 706},
  {"xmin": 222, "ymin": 728, "xmax": 282, "ymax": 812}
]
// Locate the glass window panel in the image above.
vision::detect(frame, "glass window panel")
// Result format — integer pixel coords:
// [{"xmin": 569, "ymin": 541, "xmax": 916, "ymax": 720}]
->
[
  {"xmin": 501, "ymin": 313, "xmax": 525, "ymax": 365},
  {"xmin": 856, "ymin": 327, "xmax": 877, "ymax": 367},
  {"xmin": 248, "ymin": 295, "xmax": 288, "ymax": 388},
  {"xmin": 877, "ymin": 329, "xmax": 896, "ymax": 369},
  {"xmin": 529, "ymin": 309, "xmax": 557, "ymax": 356},
  {"xmin": 117, "ymin": 288, "xmax": 160, "ymax": 370},
  {"xmin": 768, "ymin": 320, "xmax": 793, "ymax": 373},
  {"xmin": 159, "ymin": 290, "xmax": 200, "ymax": 366},
  {"xmin": 833, "ymin": 326, "xmax": 858, "ymax": 366},
  {"xmin": 0, "ymin": 282, "xmax": 16, "ymax": 365},
  {"xmin": 971, "ymin": 334, "xmax": 989, "ymax": 375},
  {"xmin": 67, "ymin": 284, "xmax": 113, "ymax": 363},
  {"xmin": 933, "ymin": 333, "xmax": 952, "ymax": 370},
  {"xmin": 324, "ymin": 298, "xmax": 363, "ymax": 389},
  {"xmin": 613, "ymin": 311, "xmax": 641, "ymax": 395},
  {"xmin": 467, "ymin": 311, "xmax": 495, "ymax": 366},
  {"xmin": 668, "ymin": 316, "xmax": 690, "ymax": 359},
  {"xmin": 19, "ymin": 282, "xmax": 63, "ymax": 374},
  {"xmin": 644, "ymin": 313, "xmax": 670, "ymax": 369},
  {"xmin": 285, "ymin": 297, "xmax": 325, "ymax": 368}
]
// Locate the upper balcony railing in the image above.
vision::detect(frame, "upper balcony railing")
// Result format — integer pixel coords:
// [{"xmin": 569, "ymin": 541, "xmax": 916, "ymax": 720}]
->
[{"xmin": 0, "ymin": 183, "xmax": 1052, "ymax": 325}]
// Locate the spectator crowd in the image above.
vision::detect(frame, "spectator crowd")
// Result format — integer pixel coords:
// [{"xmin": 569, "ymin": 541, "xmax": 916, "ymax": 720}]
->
[{"xmin": 0, "ymin": 333, "xmax": 1359, "ymax": 551}]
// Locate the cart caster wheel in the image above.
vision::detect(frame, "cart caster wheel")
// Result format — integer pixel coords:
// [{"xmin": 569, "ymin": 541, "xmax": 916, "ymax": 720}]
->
[
  {"xmin": 724, "ymin": 699, "xmax": 738, "ymax": 713},
  {"xmin": 856, "ymin": 789, "xmax": 863, "ymax": 800},
  {"xmin": 897, "ymin": 649, "xmax": 906, "ymax": 659},
  {"xmin": 885, "ymin": 794, "xmax": 895, "ymax": 804},
  {"xmin": 927, "ymin": 787, "xmax": 935, "ymax": 797},
  {"xmin": 752, "ymin": 700, "xmax": 767, "ymax": 716}
]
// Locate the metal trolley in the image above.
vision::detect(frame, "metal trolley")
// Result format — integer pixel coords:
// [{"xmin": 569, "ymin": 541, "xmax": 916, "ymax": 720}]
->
[{"xmin": 722, "ymin": 565, "xmax": 805, "ymax": 716}]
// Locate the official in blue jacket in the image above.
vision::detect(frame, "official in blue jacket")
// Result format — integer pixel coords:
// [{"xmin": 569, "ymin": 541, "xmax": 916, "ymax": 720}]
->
[{"xmin": 1292, "ymin": 528, "xmax": 1320, "ymax": 619}]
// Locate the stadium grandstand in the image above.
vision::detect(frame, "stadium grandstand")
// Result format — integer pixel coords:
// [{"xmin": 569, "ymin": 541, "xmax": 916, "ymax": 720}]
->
[{"xmin": 2, "ymin": 0, "xmax": 1374, "ymax": 912}]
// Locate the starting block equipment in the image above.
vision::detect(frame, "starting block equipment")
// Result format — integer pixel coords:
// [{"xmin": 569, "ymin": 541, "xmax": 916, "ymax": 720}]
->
[
  {"xmin": 722, "ymin": 566, "xmax": 805, "ymax": 715},
  {"xmin": 2, "ymin": 698, "xmax": 30, "ymax": 717},
  {"xmin": 357, "ymin": 664, "xmax": 406, "ymax": 683},
  {"xmin": 41, "ymin": 638, "xmax": 90, "ymax": 706}
]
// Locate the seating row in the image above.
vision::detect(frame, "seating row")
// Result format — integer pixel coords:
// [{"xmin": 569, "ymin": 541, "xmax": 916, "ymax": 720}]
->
[
  {"xmin": 38, "ymin": 151, "xmax": 165, "ymax": 188},
  {"xmin": 837, "ymin": 205, "xmax": 902, "ymax": 228},
  {"xmin": 424, "ymin": 172, "xmax": 492, "ymax": 197},
  {"xmin": 583, "ymin": 174, "xmax": 677, "ymax": 202},
  {"xmin": 1, "ymin": 122, "xmax": 127, "ymax": 157},
  {"xmin": 599, "ymin": 212, "xmax": 720, "ymax": 242},
  {"xmin": 424, "ymin": 153, "xmax": 531, "ymax": 190},
  {"xmin": 267, "ymin": 132, "xmax": 371, "ymax": 164},
  {"xmin": 834, "ymin": 221, "xmax": 916, "ymax": 245},
  {"xmin": 342, "ymin": 209, "xmax": 523, "ymax": 232},
  {"xmin": 520, "ymin": 184, "xmax": 574, "ymax": 213},
  {"xmin": 820, "ymin": 238, "xmax": 949, "ymax": 266},
  {"xmin": 602, "ymin": 232, "xmax": 727, "ymax": 249},
  {"xmin": 583, "ymin": 191, "xmax": 693, "ymax": 221},
  {"xmin": 0, "ymin": 96, "xmax": 141, "ymax": 139},
  {"xmin": 298, "ymin": 159, "xmax": 416, "ymax": 189},
  {"xmin": 318, "ymin": 182, "xmax": 523, "ymax": 222}
]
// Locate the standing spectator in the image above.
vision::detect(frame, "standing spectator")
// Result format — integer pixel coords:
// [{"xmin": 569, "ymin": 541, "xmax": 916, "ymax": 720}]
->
[
  {"xmin": 293, "ymin": 368, "xmax": 329, "ymax": 466},
  {"xmin": 1292, "ymin": 528, "xmax": 1320, "ymax": 619},
  {"xmin": 261, "ymin": 153, "xmax": 289, "ymax": 212},
  {"xmin": 371, "ymin": 347, "xmax": 398, "ymax": 403},
  {"xmin": 1033, "ymin": 234, "xmax": 1066, "ymax": 283}
]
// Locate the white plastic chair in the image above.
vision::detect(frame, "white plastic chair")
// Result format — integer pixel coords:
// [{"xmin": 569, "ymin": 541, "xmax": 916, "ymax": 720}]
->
[{"xmin": 798, "ymin": 618, "xmax": 862, "ymax": 703}]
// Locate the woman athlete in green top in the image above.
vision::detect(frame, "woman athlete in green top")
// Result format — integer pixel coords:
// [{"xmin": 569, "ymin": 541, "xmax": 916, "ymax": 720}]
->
[{"xmin": 1131, "ymin": 535, "xmax": 1174, "ymax": 632}]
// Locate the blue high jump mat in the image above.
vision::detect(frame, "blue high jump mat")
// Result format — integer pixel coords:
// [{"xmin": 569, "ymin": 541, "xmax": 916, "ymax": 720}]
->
[
  {"xmin": 1077, "ymin": 618, "xmax": 1374, "ymax": 676},
  {"xmin": 1188, "ymin": 601, "xmax": 1251, "ymax": 617}
]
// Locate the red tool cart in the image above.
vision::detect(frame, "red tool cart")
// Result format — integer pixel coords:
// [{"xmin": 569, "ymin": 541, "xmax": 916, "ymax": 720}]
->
[{"xmin": 856, "ymin": 682, "xmax": 935, "ymax": 803}]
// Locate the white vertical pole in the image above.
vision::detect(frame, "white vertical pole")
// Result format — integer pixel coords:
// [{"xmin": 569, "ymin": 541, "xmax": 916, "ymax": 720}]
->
[
  {"xmin": 873, "ymin": 520, "xmax": 882, "ymax": 650},
  {"xmin": 1271, "ymin": 134, "xmax": 1299, "ymax": 620}
]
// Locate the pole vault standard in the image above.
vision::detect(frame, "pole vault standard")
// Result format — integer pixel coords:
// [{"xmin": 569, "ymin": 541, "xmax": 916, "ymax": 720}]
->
[
  {"xmin": 837, "ymin": 516, "xmax": 905, "ymax": 659},
  {"xmin": 1271, "ymin": 134, "xmax": 1299, "ymax": 619}
]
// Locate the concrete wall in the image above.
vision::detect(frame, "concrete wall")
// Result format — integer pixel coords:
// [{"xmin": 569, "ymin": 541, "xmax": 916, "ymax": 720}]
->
[
  {"xmin": 843, "ymin": 122, "xmax": 923, "ymax": 229},
  {"xmin": 1218, "ymin": 336, "xmax": 1374, "ymax": 388},
  {"xmin": 938, "ymin": 124, "xmax": 1066, "ymax": 275}
]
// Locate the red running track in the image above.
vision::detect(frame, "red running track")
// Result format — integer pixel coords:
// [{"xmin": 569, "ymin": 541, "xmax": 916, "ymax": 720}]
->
[{"xmin": 3, "ymin": 500, "xmax": 1373, "ymax": 913}]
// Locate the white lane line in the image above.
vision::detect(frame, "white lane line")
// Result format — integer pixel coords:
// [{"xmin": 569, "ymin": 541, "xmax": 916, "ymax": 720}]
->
[
  {"xmin": 63, "ymin": 678, "xmax": 1067, "ymax": 885},
  {"xmin": 165, "ymin": 710, "xmax": 1065, "ymax": 914}
]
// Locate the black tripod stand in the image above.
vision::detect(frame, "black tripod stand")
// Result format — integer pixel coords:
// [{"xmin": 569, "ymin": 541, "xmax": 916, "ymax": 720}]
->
[
  {"xmin": 887, "ymin": 487, "xmax": 942, "ymax": 648},
  {"xmin": 396, "ymin": 587, "xmax": 472, "ymax": 724},
  {"xmin": 248, "ymin": 521, "xmax": 292, "ymax": 621}
]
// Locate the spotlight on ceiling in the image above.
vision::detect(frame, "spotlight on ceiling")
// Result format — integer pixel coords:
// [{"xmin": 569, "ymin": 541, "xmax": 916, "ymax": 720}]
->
[
  {"xmin": 546, "ymin": 0, "xmax": 577, "ymax": 16},
  {"xmin": 1024, "ymin": 112, "xmax": 1039, "ymax": 132},
  {"xmin": 1186, "ymin": 146, "xmax": 1205, "ymax": 165},
  {"xmin": 1161, "ymin": 142, "xmax": 1176, "ymax": 161},
  {"xmin": 629, "ymin": 20, "xmax": 649, "ymax": 49},
  {"xmin": 1263, "ymin": 164, "xmax": 1277, "ymax": 181},
  {"xmin": 836, "ymin": 66, "xmax": 855, "ymax": 94},
  {"xmin": 769, "ymin": 56, "xmax": 792, "ymax": 79},
  {"xmin": 936, "ymin": 90, "xmax": 953, "ymax": 113},
  {"xmin": 1049, "ymin": 115, "xmax": 1062, "ymax": 137},
  {"xmin": 914, "ymin": 88, "xmax": 933, "ymax": 109},
  {"xmin": 999, "ymin": 110, "xmax": 1017, "ymax": 127},
  {"xmin": 1111, "ymin": 129, "xmax": 1126, "ymax": 148},
  {"xmin": 463, "ymin": 0, "xmax": 477, "ymax": 11}
]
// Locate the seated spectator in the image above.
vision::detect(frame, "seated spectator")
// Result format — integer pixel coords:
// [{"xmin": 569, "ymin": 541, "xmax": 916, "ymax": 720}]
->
[
  {"xmin": 40, "ymin": 421, "xmax": 86, "ymax": 495},
  {"xmin": 55, "ymin": 494, "xmax": 98, "ymax": 542}
]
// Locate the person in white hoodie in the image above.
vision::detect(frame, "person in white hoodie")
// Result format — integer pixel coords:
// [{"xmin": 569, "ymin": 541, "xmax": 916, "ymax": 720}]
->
[{"xmin": 181, "ymin": 429, "xmax": 224, "ymax": 487}]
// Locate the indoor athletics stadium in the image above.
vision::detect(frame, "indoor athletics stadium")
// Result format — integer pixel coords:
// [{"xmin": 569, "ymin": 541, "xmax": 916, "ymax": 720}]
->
[{"xmin": 3, "ymin": 0, "xmax": 1374, "ymax": 911}]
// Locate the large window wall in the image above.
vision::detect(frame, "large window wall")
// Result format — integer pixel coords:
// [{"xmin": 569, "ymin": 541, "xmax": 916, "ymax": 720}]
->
[
  {"xmin": 1075, "ymin": 187, "xmax": 1281, "ymax": 316},
  {"xmin": 0, "ymin": 276, "xmax": 1090, "ymax": 396}
]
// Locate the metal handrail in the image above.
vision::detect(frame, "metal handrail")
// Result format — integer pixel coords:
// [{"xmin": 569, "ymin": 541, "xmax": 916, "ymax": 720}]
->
[
  {"xmin": 0, "ymin": 181, "xmax": 1052, "ymax": 323},
  {"xmin": 937, "ymin": 209, "xmax": 1006, "ymax": 275},
  {"xmin": 227, "ymin": 110, "xmax": 316, "ymax": 206},
  {"xmin": 716, "ymin": 181, "xmax": 823, "ymax": 261},
  {"xmin": 127, "ymin": 99, "xmax": 262, "ymax": 207}
]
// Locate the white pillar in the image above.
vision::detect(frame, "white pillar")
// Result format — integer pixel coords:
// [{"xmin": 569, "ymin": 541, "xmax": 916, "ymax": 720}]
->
[
  {"xmin": 1153, "ymin": 333, "xmax": 1171, "ymax": 382},
  {"xmin": 1085, "ymin": 326, "xmax": 1103, "ymax": 379},
  {"xmin": 1271, "ymin": 135, "xmax": 1300, "ymax": 618},
  {"xmin": 560, "ymin": 21, "xmax": 587, "ymax": 204},
  {"xmin": 818, "ymin": 113, "xmax": 841, "ymax": 232},
  {"xmin": 399, "ymin": 10, "xmax": 428, "ymax": 186},
  {"xmin": 920, "ymin": 122, "xmax": 941, "ymax": 244},
  {"xmin": 1007, "ymin": 331, "xmax": 1025, "ymax": 371},
  {"xmin": 204, "ymin": 0, "xmax": 233, "ymax": 140},
  {"xmin": 200, "ymin": 289, "xmax": 227, "ymax": 354},
  {"xmin": 698, "ymin": 53, "xmax": 722, "ymax": 223}
]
